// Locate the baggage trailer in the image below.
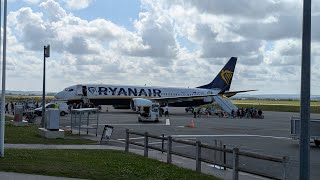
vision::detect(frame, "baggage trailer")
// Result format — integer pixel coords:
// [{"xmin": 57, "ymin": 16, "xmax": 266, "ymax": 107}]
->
[{"xmin": 291, "ymin": 116, "xmax": 320, "ymax": 146}]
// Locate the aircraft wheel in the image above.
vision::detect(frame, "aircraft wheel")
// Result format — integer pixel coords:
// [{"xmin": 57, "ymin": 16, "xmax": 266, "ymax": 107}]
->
[
  {"xmin": 314, "ymin": 140, "xmax": 320, "ymax": 146},
  {"xmin": 60, "ymin": 111, "xmax": 66, "ymax": 116}
]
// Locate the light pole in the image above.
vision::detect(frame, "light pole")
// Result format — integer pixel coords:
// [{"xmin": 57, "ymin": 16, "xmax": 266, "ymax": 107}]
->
[
  {"xmin": 41, "ymin": 45, "xmax": 50, "ymax": 128},
  {"xmin": 300, "ymin": 0, "xmax": 311, "ymax": 179},
  {"xmin": 0, "ymin": 0, "xmax": 7, "ymax": 158}
]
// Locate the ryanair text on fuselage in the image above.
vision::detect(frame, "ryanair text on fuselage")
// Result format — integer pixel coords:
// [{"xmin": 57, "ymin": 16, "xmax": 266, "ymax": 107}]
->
[{"xmin": 88, "ymin": 86, "xmax": 162, "ymax": 97}]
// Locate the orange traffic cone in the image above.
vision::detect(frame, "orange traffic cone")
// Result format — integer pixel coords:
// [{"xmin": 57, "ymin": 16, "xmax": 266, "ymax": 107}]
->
[{"xmin": 185, "ymin": 119, "xmax": 195, "ymax": 128}]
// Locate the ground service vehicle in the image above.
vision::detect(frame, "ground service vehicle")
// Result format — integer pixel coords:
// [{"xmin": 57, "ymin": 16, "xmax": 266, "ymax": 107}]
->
[
  {"xmin": 291, "ymin": 116, "xmax": 320, "ymax": 146},
  {"xmin": 138, "ymin": 103, "xmax": 160, "ymax": 122},
  {"xmin": 34, "ymin": 102, "xmax": 69, "ymax": 116}
]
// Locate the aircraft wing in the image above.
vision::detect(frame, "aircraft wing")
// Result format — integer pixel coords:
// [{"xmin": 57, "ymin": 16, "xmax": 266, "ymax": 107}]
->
[
  {"xmin": 222, "ymin": 90, "xmax": 257, "ymax": 98},
  {"xmin": 149, "ymin": 94, "xmax": 218, "ymax": 104}
]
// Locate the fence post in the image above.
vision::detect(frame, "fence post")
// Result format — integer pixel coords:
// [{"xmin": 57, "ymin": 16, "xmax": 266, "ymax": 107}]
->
[
  {"xmin": 282, "ymin": 156, "xmax": 289, "ymax": 180},
  {"xmin": 161, "ymin": 134, "xmax": 164, "ymax": 153},
  {"xmin": 219, "ymin": 141, "xmax": 223, "ymax": 163},
  {"xmin": 232, "ymin": 148, "xmax": 239, "ymax": 180},
  {"xmin": 214, "ymin": 140, "xmax": 217, "ymax": 163},
  {"xmin": 167, "ymin": 136, "xmax": 172, "ymax": 164},
  {"xmin": 223, "ymin": 144, "xmax": 226, "ymax": 170},
  {"xmin": 125, "ymin": 129, "xmax": 129, "ymax": 152},
  {"xmin": 196, "ymin": 141, "xmax": 202, "ymax": 172},
  {"xmin": 144, "ymin": 132, "xmax": 148, "ymax": 157}
]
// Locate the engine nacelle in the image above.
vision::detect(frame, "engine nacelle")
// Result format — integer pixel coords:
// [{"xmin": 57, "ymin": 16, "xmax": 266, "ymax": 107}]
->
[{"xmin": 130, "ymin": 98, "xmax": 153, "ymax": 111}]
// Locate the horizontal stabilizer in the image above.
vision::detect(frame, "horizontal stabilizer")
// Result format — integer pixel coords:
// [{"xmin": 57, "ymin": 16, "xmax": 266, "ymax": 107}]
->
[{"xmin": 223, "ymin": 90, "xmax": 257, "ymax": 97}]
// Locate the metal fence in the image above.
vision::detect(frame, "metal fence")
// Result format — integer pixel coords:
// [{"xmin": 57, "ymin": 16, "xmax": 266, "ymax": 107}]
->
[{"xmin": 124, "ymin": 129, "xmax": 288, "ymax": 180}]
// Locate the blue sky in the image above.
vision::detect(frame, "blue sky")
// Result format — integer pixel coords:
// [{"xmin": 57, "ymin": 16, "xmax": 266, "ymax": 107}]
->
[
  {"xmin": 2, "ymin": 0, "xmax": 320, "ymax": 95},
  {"xmin": 72, "ymin": 0, "xmax": 141, "ymax": 31}
]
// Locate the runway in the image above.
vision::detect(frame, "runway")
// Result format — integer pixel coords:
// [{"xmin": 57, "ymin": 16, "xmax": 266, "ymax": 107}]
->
[{"xmin": 59, "ymin": 107, "xmax": 320, "ymax": 180}]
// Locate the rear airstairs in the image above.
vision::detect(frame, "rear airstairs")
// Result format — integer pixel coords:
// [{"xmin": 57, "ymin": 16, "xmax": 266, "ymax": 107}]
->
[{"xmin": 213, "ymin": 96, "xmax": 238, "ymax": 114}]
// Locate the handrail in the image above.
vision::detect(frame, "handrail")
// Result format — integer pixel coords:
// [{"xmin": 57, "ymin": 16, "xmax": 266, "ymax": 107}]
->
[
  {"xmin": 201, "ymin": 143, "xmax": 233, "ymax": 153},
  {"xmin": 238, "ymin": 150, "xmax": 283, "ymax": 163},
  {"xmin": 125, "ymin": 129, "xmax": 288, "ymax": 180}
]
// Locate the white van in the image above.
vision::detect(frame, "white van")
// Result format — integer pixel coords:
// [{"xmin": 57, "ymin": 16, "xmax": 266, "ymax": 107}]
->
[{"xmin": 34, "ymin": 102, "xmax": 69, "ymax": 116}]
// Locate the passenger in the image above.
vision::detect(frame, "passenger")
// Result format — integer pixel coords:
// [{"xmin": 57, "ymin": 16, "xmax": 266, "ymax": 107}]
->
[
  {"xmin": 54, "ymin": 103, "xmax": 59, "ymax": 109},
  {"xmin": 205, "ymin": 108, "xmax": 210, "ymax": 118},
  {"xmin": 258, "ymin": 109, "xmax": 263, "ymax": 118},
  {"xmin": 164, "ymin": 105, "xmax": 169, "ymax": 117},
  {"xmin": 223, "ymin": 111, "xmax": 229, "ymax": 118},
  {"xmin": 10, "ymin": 102, "xmax": 14, "ymax": 115},
  {"xmin": 220, "ymin": 111, "xmax": 224, "ymax": 118},
  {"xmin": 72, "ymin": 103, "xmax": 77, "ymax": 109},
  {"xmin": 5, "ymin": 103, "xmax": 8, "ymax": 114},
  {"xmin": 197, "ymin": 108, "xmax": 201, "ymax": 118},
  {"xmin": 231, "ymin": 109, "xmax": 234, "ymax": 118},
  {"xmin": 236, "ymin": 109, "xmax": 240, "ymax": 118},
  {"xmin": 68, "ymin": 104, "xmax": 72, "ymax": 113}
]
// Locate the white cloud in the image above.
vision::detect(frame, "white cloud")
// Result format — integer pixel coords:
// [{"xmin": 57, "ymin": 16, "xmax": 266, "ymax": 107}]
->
[
  {"xmin": 23, "ymin": 0, "xmax": 40, "ymax": 4},
  {"xmin": 64, "ymin": 0, "xmax": 92, "ymax": 10},
  {"xmin": 40, "ymin": 0, "xmax": 67, "ymax": 21},
  {"xmin": 4, "ymin": 0, "xmax": 320, "ymax": 95}
]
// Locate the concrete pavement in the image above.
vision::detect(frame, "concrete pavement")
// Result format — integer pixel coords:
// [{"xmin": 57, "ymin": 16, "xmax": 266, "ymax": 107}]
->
[{"xmin": 0, "ymin": 171, "xmax": 83, "ymax": 180}]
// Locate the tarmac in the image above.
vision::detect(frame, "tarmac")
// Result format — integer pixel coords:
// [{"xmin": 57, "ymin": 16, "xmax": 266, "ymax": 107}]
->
[{"xmin": 2, "ymin": 111, "xmax": 262, "ymax": 180}]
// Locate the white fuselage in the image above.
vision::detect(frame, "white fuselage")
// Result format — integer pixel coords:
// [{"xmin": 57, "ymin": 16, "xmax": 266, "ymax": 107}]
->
[{"xmin": 55, "ymin": 84, "xmax": 220, "ymax": 107}]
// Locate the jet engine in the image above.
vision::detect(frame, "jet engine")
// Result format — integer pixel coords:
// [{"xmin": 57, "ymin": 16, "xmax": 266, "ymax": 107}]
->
[{"xmin": 130, "ymin": 98, "xmax": 153, "ymax": 111}]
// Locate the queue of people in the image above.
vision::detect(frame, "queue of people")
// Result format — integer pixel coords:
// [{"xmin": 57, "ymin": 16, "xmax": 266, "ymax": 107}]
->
[
  {"xmin": 4, "ymin": 102, "xmax": 17, "ymax": 115},
  {"xmin": 187, "ymin": 106, "xmax": 264, "ymax": 119},
  {"xmin": 230, "ymin": 108, "xmax": 264, "ymax": 119}
]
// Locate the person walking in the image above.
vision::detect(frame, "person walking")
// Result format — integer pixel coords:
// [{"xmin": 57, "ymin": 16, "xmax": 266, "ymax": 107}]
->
[
  {"xmin": 164, "ymin": 105, "xmax": 169, "ymax": 117},
  {"xmin": 10, "ymin": 102, "xmax": 14, "ymax": 115},
  {"xmin": 5, "ymin": 103, "xmax": 8, "ymax": 114},
  {"xmin": 54, "ymin": 102, "xmax": 59, "ymax": 109}
]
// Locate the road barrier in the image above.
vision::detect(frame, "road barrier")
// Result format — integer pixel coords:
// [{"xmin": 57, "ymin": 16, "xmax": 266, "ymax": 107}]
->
[{"xmin": 125, "ymin": 129, "xmax": 288, "ymax": 180}]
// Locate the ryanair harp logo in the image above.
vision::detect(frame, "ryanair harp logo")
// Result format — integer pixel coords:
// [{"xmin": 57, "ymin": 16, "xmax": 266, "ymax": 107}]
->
[{"xmin": 221, "ymin": 70, "xmax": 233, "ymax": 85}]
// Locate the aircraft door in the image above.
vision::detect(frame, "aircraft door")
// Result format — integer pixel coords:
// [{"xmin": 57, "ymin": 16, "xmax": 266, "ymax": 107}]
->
[
  {"xmin": 82, "ymin": 86, "xmax": 87, "ymax": 97},
  {"xmin": 76, "ymin": 85, "xmax": 83, "ymax": 96}
]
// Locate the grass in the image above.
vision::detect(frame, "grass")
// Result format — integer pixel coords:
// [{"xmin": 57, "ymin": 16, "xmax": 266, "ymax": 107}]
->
[
  {"xmin": 2, "ymin": 115, "xmax": 13, "ymax": 121},
  {"xmin": 2, "ymin": 95, "xmax": 55, "ymax": 102},
  {"xmin": 5, "ymin": 124, "xmax": 97, "ymax": 144},
  {"xmin": 230, "ymin": 99, "xmax": 320, "ymax": 113},
  {"xmin": 0, "ymin": 149, "xmax": 219, "ymax": 180},
  {"xmin": 231, "ymin": 99, "xmax": 320, "ymax": 106}
]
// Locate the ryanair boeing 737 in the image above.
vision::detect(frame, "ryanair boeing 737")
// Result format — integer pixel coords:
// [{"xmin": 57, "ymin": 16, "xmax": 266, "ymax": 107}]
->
[{"xmin": 54, "ymin": 57, "xmax": 254, "ymax": 113}]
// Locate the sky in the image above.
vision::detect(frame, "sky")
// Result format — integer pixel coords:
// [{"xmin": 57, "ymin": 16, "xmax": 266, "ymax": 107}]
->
[{"xmin": 1, "ymin": 0, "xmax": 320, "ymax": 95}]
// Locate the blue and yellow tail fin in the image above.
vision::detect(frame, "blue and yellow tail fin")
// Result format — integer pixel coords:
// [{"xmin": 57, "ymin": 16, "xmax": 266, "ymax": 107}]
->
[{"xmin": 197, "ymin": 57, "xmax": 237, "ymax": 92}]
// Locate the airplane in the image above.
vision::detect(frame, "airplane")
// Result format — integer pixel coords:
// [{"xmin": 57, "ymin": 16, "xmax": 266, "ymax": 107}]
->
[{"xmin": 54, "ymin": 57, "xmax": 255, "ymax": 113}]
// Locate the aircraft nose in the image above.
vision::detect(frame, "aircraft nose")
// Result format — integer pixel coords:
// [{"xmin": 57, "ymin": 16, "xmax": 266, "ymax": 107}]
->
[{"xmin": 54, "ymin": 92, "xmax": 62, "ymax": 99}]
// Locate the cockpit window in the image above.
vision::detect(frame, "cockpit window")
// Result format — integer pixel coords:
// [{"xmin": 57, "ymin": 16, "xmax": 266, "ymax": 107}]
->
[{"xmin": 64, "ymin": 88, "xmax": 74, "ymax": 92}]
